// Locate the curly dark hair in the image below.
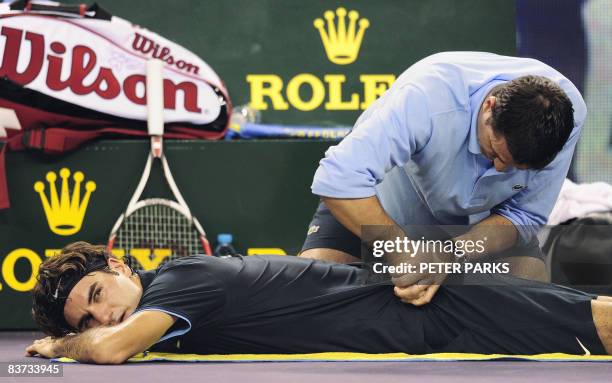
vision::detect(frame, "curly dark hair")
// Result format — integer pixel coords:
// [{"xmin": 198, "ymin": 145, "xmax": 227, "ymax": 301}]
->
[
  {"xmin": 490, "ymin": 75, "xmax": 575, "ymax": 169},
  {"xmin": 31, "ymin": 242, "xmax": 122, "ymax": 336}
]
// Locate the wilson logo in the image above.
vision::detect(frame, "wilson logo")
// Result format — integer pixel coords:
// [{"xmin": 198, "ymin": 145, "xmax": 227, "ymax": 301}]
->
[
  {"xmin": 34, "ymin": 168, "xmax": 96, "ymax": 236},
  {"xmin": 0, "ymin": 26, "xmax": 207, "ymax": 114},
  {"xmin": 132, "ymin": 33, "xmax": 200, "ymax": 75}
]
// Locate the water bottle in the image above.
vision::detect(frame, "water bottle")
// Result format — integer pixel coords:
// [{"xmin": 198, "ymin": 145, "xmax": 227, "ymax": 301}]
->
[
  {"xmin": 214, "ymin": 233, "xmax": 237, "ymax": 257},
  {"xmin": 226, "ymin": 104, "xmax": 262, "ymax": 140}
]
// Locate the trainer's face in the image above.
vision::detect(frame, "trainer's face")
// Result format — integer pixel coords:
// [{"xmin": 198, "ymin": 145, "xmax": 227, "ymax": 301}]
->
[
  {"xmin": 477, "ymin": 96, "xmax": 529, "ymax": 172},
  {"xmin": 63, "ymin": 258, "xmax": 142, "ymax": 332}
]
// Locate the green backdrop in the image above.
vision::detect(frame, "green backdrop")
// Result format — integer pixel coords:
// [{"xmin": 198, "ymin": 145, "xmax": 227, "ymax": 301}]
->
[{"xmin": 0, "ymin": 0, "xmax": 515, "ymax": 328}]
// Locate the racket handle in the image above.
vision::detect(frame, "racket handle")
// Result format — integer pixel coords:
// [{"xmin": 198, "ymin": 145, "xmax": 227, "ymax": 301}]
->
[{"xmin": 146, "ymin": 59, "xmax": 165, "ymax": 136}]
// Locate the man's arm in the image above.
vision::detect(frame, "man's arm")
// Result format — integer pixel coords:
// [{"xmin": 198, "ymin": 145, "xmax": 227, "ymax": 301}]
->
[
  {"xmin": 321, "ymin": 196, "xmax": 398, "ymax": 236},
  {"xmin": 26, "ymin": 310, "xmax": 175, "ymax": 364},
  {"xmin": 324, "ymin": 195, "xmax": 519, "ymax": 258},
  {"xmin": 323, "ymin": 196, "xmax": 523, "ymax": 304},
  {"xmin": 453, "ymin": 213, "xmax": 518, "ymax": 260},
  {"xmin": 323, "ymin": 195, "xmax": 449, "ymax": 307},
  {"xmin": 322, "ymin": 195, "xmax": 430, "ymax": 275},
  {"xmin": 311, "ymin": 85, "xmax": 431, "ymax": 201}
]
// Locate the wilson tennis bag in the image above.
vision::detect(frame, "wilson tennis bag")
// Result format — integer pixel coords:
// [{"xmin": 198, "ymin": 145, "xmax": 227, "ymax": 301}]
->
[{"xmin": 0, "ymin": 0, "xmax": 231, "ymax": 209}]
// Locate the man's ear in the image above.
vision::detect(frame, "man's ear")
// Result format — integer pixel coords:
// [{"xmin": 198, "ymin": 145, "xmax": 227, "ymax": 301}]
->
[
  {"xmin": 107, "ymin": 257, "xmax": 130, "ymax": 276},
  {"xmin": 485, "ymin": 96, "xmax": 497, "ymax": 111}
]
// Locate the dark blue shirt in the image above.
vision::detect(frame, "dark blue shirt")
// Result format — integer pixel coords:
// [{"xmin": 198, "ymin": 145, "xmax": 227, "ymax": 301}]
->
[{"xmin": 136, "ymin": 255, "xmax": 427, "ymax": 354}]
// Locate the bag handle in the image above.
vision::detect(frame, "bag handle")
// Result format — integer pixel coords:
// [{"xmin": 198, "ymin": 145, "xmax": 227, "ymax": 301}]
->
[{"xmin": 9, "ymin": 0, "xmax": 112, "ymax": 20}]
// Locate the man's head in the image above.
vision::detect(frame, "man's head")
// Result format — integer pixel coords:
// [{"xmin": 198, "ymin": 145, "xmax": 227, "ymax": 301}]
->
[
  {"xmin": 32, "ymin": 242, "xmax": 142, "ymax": 336},
  {"xmin": 476, "ymin": 75, "xmax": 575, "ymax": 172}
]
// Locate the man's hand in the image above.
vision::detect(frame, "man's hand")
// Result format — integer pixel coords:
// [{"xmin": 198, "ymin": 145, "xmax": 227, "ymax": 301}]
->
[
  {"xmin": 389, "ymin": 246, "xmax": 453, "ymax": 305},
  {"xmin": 392, "ymin": 273, "xmax": 447, "ymax": 306},
  {"xmin": 394, "ymin": 284, "xmax": 441, "ymax": 306},
  {"xmin": 25, "ymin": 311, "xmax": 175, "ymax": 364},
  {"xmin": 26, "ymin": 336, "xmax": 61, "ymax": 359}
]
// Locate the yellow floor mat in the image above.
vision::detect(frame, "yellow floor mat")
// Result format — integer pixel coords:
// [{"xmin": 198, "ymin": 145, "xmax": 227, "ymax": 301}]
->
[{"xmin": 54, "ymin": 351, "xmax": 612, "ymax": 363}]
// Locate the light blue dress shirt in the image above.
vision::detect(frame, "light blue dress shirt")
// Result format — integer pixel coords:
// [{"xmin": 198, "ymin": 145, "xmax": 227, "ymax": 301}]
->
[{"xmin": 311, "ymin": 52, "xmax": 586, "ymax": 244}]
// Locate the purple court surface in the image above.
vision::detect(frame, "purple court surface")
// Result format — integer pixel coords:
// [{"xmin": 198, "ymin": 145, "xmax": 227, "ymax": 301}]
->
[{"xmin": 1, "ymin": 331, "xmax": 612, "ymax": 383}]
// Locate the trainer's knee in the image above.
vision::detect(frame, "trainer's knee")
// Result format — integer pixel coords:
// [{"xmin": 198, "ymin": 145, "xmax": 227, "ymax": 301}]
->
[
  {"xmin": 299, "ymin": 248, "xmax": 361, "ymax": 264},
  {"xmin": 500, "ymin": 256, "xmax": 548, "ymax": 282}
]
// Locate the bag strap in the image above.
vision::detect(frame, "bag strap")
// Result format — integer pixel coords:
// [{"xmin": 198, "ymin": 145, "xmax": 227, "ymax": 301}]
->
[
  {"xmin": 23, "ymin": 127, "xmax": 214, "ymax": 153},
  {"xmin": 22, "ymin": 127, "xmax": 143, "ymax": 152},
  {"xmin": 0, "ymin": 133, "xmax": 24, "ymax": 209},
  {"xmin": 0, "ymin": 141, "xmax": 8, "ymax": 209}
]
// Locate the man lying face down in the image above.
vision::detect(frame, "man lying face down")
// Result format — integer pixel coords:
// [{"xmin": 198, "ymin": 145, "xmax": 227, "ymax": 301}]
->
[{"xmin": 27, "ymin": 242, "xmax": 612, "ymax": 364}]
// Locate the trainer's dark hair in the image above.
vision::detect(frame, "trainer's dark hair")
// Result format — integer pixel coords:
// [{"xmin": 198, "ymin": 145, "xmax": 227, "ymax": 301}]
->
[
  {"xmin": 490, "ymin": 75, "xmax": 575, "ymax": 169},
  {"xmin": 31, "ymin": 242, "xmax": 123, "ymax": 336}
]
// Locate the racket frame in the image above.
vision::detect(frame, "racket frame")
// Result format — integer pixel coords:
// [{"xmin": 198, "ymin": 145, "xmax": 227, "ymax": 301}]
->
[{"xmin": 108, "ymin": 59, "xmax": 212, "ymax": 257}]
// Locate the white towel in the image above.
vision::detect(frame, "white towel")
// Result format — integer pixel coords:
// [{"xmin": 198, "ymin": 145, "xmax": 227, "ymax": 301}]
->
[{"xmin": 547, "ymin": 179, "xmax": 612, "ymax": 225}]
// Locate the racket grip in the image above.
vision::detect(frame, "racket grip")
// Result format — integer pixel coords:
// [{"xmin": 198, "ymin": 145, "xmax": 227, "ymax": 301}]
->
[{"xmin": 146, "ymin": 59, "xmax": 165, "ymax": 136}]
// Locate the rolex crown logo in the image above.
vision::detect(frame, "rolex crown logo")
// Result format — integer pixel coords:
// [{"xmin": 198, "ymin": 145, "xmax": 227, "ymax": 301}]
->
[
  {"xmin": 34, "ymin": 168, "xmax": 96, "ymax": 236},
  {"xmin": 314, "ymin": 7, "xmax": 370, "ymax": 65}
]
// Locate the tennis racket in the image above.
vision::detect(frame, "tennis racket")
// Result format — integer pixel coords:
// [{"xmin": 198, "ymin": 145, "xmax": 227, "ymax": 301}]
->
[{"xmin": 107, "ymin": 59, "xmax": 212, "ymax": 271}]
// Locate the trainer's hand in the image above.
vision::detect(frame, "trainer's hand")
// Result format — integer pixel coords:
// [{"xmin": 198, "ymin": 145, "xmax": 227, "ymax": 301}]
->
[
  {"xmin": 26, "ymin": 336, "xmax": 60, "ymax": 359},
  {"xmin": 389, "ymin": 247, "xmax": 453, "ymax": 306},
  {"xmin": 392, "ymin": 272, "xmax": 447, "ymax": 306},
  {"xmin": 394, "ymin": 283, "xmax": 441, "ymax": 306}
]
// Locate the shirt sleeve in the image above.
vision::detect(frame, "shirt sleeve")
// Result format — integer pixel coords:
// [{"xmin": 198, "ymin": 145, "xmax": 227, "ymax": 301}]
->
[
  {"xmin": 492, "ymin": 125, "xmax": 582, "ymax": 245},
  {"xmin": 311, "ymin": 85, "xmax": 433, "ymax": 198},
  {"xmin": 136, "ymin": 256, "xmax": 226, "ymax": 341}
]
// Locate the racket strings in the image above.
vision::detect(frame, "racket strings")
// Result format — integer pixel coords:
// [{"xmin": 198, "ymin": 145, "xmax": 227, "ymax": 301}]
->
[{"xmin": 114, "ymin": 203, "xmax": 201, "ymax": 271}]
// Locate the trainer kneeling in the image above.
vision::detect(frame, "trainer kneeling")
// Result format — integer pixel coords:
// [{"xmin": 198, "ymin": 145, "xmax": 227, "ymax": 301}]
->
[{"xmin": 300, "ymin": 51, "xmax": 584, "ymax": 306}]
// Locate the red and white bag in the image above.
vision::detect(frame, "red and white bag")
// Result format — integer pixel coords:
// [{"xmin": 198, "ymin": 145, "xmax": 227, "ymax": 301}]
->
[{"xmin": 0, "ymin": 0, "xmax": 232, "ymax": 209}]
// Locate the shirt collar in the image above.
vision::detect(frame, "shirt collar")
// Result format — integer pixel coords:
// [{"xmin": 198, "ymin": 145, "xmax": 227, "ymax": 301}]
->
[
  {"xmin": 468, "ymin": 80, "xmax": 507, "ymax": 155},
  {"xmin": 136, "ymin": 269, "xmax": 156, "ymax": 291}
]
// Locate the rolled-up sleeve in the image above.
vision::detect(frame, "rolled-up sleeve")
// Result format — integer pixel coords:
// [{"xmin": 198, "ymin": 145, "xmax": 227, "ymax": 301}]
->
[
  {"xmin": 492, "ymin": 124, "xmax": 582, "ymax": 244},
  {"xmin": 311, "ymin": 85, "xmax": 433, "ymax": 198}
]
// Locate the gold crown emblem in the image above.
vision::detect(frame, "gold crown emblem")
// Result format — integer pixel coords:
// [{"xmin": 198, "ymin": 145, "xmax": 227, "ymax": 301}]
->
[
  {"xmin": 314, "ymin": 7, "xmax": 370, "ymax": 65},
  {"xmin": 34, "ymin": 168, "xmax": 96, "ymax": 236}
]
